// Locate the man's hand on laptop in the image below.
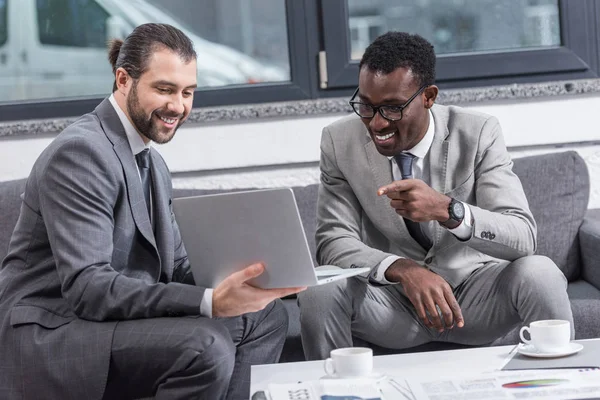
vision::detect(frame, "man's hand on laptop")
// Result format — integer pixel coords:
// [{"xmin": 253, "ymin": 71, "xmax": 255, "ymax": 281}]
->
[
  {"xmin": 212, "ymin": 262, "xmax": 306, "ymax": 317},
  {"xmin": 385, "ymin": 258, "xmax": 465, "ymax": 333}
]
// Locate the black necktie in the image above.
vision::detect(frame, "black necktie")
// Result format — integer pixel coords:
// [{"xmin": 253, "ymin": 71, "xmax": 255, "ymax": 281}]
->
[
  {"xmin": 394, "ymin": 153, "xmax": 432, "ymax": 250},
  {"xmin": 135, "ymin": 149, "xmax": 152, "ymax": 220}
]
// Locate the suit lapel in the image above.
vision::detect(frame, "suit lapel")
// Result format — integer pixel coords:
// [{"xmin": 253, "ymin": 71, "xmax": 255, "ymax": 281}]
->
[
  {"xmin": 94, "ymin": 99, "xmax": 157, "ymax": 251},
  {"xmin": 428, "ymin": 105, "xmax": 451, "ymax": 247},
  {"xmin": 150, "ymin": 151, "xmax": 174, "ymax": 280}
]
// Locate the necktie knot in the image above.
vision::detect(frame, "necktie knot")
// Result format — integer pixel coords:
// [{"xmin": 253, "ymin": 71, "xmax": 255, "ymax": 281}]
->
[
  {"xmin": 136, "ymin": 149, "xmax": 150, "ymax": 169},
  {"xmin": 394, "ymin": 152, "xmax": 416, "ymax": 180}
]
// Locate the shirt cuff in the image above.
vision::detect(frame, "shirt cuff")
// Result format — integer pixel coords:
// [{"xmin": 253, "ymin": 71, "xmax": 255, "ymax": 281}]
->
[
  {"xmin": 200, "ymin": 288, "xmax": 213, "ymax": 318},
  {"xmin": 446, "ymin": 202, "xmax": 473, "ymax": 240},
  {"xmin": 368, "ymin": 255, "xmax": 400, "ymax": 285}
]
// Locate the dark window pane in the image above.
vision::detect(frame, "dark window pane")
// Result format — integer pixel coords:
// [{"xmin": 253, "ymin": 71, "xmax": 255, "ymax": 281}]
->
[
  {"xmin": 36, "ymin": 0, "xmax": 109, "ymax": 48},
  {"xmin": 0, "ymin": 0, "xmax": 7, "ymax": 46}
]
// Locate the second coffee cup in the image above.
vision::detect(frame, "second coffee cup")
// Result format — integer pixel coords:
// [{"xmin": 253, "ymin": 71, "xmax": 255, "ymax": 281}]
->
[
  {"xmin": 323, "ymin": 347, "xmax": 373, "ymax": 378},
  {"xmin": 519, "ymin": 319, "xmax": 571, "ymax": 353}
]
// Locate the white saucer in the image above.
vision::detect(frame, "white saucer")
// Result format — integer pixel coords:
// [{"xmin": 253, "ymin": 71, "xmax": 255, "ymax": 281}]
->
[
  {"xmin": 320, "ymin": 371, "xmax": 386, "ymax": 382},
  {"xmin": 517, "ymin": 342, "xmax": 583, "ymax": 358}
]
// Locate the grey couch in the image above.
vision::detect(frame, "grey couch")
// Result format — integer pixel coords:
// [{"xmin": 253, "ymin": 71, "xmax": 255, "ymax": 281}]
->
[{"xmin": 1, "ymin": 151, "xmax": 599, "ymax": 363}]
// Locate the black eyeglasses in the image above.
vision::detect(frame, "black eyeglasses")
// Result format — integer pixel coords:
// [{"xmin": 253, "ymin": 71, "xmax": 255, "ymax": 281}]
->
[{"xmin": 349, "ymin": 85, "xmax": 428, "ymax": 121}]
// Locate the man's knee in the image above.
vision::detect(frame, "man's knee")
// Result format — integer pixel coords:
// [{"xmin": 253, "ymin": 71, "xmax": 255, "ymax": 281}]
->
[
  {"xmin": 182, "ymin": 319, "xmax": 236, "ymax": 381},
  {"xmin": 506, "ymin": 255, "xmax": 567, "ymax": 293},
  {"xmin": 297, "ymin": 277, "xmax": 362, "ymax": 331},
  {"xmin": 258, "ymin": 298, "xmax": 289, "ymax": 337},
  {"xmin": 298, "ymin": 277, "xmax": 357, "ymax": 309}
]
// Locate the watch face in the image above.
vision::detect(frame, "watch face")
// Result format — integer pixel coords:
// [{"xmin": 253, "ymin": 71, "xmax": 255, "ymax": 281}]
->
[{"xmin": 452, "ymin": 201, "xmax": 465, "ymax": 220}]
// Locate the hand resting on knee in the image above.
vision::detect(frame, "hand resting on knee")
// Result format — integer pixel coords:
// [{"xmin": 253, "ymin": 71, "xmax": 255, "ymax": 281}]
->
[{"xmin": 385, "ymin": 258, "xmax": 465, "ymax": 333}]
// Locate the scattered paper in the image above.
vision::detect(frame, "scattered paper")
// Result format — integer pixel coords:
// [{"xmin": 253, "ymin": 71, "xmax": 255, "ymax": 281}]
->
[
  {"xmin": 266, "ymin": 379, "xmax": 385, "ymax": 400},
  {"xmin": 406, "ymin": 369, "xmax": 600, "ymax": 400}
]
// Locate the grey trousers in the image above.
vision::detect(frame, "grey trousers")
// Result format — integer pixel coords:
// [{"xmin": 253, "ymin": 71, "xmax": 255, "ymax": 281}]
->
[
  {"xmin": 102, "ymin": 299, "xmax": 288, "ymax": 400},
  {"xmin": 298, "ymin": 255, "xmax": 574, "ymax": 360}
]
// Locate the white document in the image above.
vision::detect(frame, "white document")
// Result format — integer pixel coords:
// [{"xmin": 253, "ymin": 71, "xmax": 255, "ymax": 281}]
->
[
  {"xmin": 266, "ymin": 382, "xmax": 319, "ymax": 400},
  {"xmin": 266, "ymin": 379, "xmax": 387, "ymax": 400},
  {"xmin": 406, "ymin": 369, "xmax": 600, "ymax": 400}
]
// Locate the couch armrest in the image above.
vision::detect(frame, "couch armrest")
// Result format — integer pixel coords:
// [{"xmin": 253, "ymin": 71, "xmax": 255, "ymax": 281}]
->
[{"xmin": 580, "ymin": 208, "xmax": 600, "ymax": 291}]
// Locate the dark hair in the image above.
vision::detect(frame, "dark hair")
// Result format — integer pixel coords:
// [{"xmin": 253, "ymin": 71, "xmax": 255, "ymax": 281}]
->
[
  {"xmin": 359, "ymin": 32, "xmax": 436, "ymax": 87},
  {"xmin": 108, "ymin": 23, "xmax": 197, "ymax": 91}
]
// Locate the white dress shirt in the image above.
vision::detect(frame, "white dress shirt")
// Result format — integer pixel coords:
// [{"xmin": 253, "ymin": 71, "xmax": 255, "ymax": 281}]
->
[
  {"xmin": 108, "ymin": 94, "xmax": 213, "ymax": 317},
  {"xmin": 369, "ymin": 110, "xmax": 473, "ymax": 284}
]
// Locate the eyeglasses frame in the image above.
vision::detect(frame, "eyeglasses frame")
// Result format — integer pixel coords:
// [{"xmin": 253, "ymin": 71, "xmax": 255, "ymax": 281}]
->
[{"xmin": 348, "ymin": 84, "xmax": 428, "ymax": 122}]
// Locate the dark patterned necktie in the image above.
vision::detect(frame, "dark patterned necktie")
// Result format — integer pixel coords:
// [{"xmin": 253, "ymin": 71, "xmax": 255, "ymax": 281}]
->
[
  {"xmin": 135, "ymin": 149, "xmax": 152, "ymax": 220},
  {"xmin": 394, "ymin": 152, "xmax": 432, "ymax": 250}
]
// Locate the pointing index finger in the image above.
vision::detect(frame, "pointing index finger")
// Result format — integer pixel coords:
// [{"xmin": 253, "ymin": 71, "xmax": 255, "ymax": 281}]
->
[{"xmin": 377, "ymin": 180, "xmax": 410, "ymax": 196}]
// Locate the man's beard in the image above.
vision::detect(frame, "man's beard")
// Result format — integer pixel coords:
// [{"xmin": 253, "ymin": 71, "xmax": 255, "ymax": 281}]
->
[{"xmin": 127, "ymin": 82, "xmax": 185, "ymax": 144}]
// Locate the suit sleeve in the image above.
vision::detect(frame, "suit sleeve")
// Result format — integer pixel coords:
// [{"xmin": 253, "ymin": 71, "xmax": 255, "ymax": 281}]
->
[
  {"xmin": 315, "ymin": 127, "xmax": 392, "ymax": 269},
  {"xmin": 465, "ymin": 116, "xmax": 537, "ymax": 260},
  {"xmin": 38, "ymin": 137, "xmax": 204, "ymax": 321}
]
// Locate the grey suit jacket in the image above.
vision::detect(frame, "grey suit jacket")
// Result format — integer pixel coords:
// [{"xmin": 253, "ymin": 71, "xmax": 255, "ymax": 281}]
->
[
  {"xmin": 0, "ymin": 99, "xmax": 204, "ymax": 400},
  {"xmin": 316, "ymin": 104, "xmax": 536, "ymax": 288}
]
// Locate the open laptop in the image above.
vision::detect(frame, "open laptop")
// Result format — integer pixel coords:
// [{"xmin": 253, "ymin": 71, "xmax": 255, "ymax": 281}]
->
[{"xmin": 172, "ymin": 188, "xmax": 370, "ymax": 289}]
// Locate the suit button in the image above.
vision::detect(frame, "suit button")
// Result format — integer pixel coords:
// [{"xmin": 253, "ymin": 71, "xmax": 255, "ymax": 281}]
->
[
  {"xmin": 480, "ymin": 231, "xmax": 487, "ymax": 239},
  {"xmin": 490, "ymin": 233, "xmax": 496, "ymax": 240},
  {"xmin": 425, "ymin": 257, "xmax": 433, "ymax": 264}
]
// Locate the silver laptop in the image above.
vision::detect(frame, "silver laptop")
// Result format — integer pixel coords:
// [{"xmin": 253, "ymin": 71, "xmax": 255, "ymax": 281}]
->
[{"xmin": 173, "ymin": 188, "xmax": 370, "ymax": 289}]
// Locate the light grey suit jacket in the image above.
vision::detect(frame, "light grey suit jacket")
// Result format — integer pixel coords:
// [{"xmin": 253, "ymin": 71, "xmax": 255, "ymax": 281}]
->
[
  {"xmin": 316, "ymin": 104, "xmax": 536, "ymax": 288},
  {"xmin": 0, "ymin": 99, "xmax": 204, "ymax": 400}
]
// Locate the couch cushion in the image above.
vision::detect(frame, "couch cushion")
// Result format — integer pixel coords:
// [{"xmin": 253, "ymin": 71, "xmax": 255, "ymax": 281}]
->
[
  {"xmin": 0, "ymin": 178, "xmax": 27, "ymax": 261},
  {"xmin": 580, "ymin": 209, "xmax": 600, "ymax": 291},
  {"xmin": 567, "ymin": 280, "xmax": 600, "ymax": 339},
  {"xmin": 512, "ymin": 151, "xmax": 589, "ymax": 281}
]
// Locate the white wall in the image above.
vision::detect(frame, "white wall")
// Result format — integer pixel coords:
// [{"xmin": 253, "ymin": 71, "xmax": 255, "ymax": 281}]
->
[{"xmin": 1, "ymin": 92, "xmax": 600, "ymax": 208}]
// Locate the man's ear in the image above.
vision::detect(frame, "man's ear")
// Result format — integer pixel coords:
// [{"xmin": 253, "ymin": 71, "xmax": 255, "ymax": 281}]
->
[
  {"xmin": 115, "ymin": 67, "xmax": 131, "ymax": 95},
  {"xmin": 423, "ymin": 85, "xmax": 439, "ymax": 109}
]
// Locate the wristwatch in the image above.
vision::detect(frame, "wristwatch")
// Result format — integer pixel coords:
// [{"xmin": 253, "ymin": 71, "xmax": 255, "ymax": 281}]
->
[{"xmin": 441, "ymin": 198, "xmax": 465, "ymax": 229}]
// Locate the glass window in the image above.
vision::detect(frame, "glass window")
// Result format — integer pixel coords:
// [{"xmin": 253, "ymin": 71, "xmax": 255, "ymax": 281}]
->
[
  {"xmin": 146, "ymin": 0, "xmax": 290, "ymax": 86},
  {"xmin": 37, "ymin": 0, "xmax": 109, "ymax": 48},
  {"xmin": 347, "ymin": 0, "xmax": 560, "ymax": 59},
  {"xmin": 3, "ymin": 0, "xmax": 289, "ymax": 103},
  {"xmin": 0, "ymin": 0, "xmax": 7, "ymax": 46}
]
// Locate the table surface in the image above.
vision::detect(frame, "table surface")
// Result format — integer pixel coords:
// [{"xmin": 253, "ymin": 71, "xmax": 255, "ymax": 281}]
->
[{"xmin": 250, "ymin": 339, "xmax": 600, "ymax": 397}]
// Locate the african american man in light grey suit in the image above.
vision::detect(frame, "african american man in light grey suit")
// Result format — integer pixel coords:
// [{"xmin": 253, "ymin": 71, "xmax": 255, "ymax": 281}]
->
[
  {"xmin": 298, "ymin": 32, "xmax": 573, "ymax": 360},
  {"xmin": 0, "ymin": 23, "xmax": 303, "ymax": 400}
]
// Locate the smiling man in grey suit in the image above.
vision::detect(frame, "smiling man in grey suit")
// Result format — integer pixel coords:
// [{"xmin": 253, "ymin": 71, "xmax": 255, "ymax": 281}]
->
[
  {"xmin": 298, "ymin": 32, "xmax": 573, "ymax": 360},
  {"xmin": 0, "ymin": 23, "xmax": 304, "ymax": 400}
]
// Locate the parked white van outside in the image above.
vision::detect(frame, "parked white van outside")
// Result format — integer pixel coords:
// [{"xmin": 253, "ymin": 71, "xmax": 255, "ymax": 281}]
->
[{"xmin": 0, "ymin": 0, "xmax": 288, "ymax": 102}]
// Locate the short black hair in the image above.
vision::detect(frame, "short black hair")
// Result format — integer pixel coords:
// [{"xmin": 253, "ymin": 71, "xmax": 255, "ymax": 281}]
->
[{"xmin": 359, "ymin": 32, "xmax": 436, "ymax": 87}]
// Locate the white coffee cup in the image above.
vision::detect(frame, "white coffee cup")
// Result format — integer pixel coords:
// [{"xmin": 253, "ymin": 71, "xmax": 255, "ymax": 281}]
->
[
  {"xmin": 519, "ymin": 319, "xmax": 571, "ymax": 353},
  {"xmin": 323, "ymin": 347, "xmax": 373, "ymax": 378}
]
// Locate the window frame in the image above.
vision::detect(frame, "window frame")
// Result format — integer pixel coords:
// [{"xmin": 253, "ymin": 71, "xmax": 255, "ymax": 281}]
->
[
  {"xmin": 1, "ymin": 0, "xmax": 600, "ymax": 121},
  {"xmin": 319, "ymin": 0, "xmax": 600, "ymax": 90}
]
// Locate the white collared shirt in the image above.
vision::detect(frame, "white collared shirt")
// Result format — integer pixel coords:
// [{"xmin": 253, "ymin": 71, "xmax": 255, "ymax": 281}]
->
[
  {"xmin": 370, "ymin": 110, "xmax": 473, "ymax": 285},
  {"xmin": 108, "ymin": 94, "xmax": 154, "ymax": 221},
  {"xmin": 107, "ymin": 94, "xmax": 213, "ymax": 317}
]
